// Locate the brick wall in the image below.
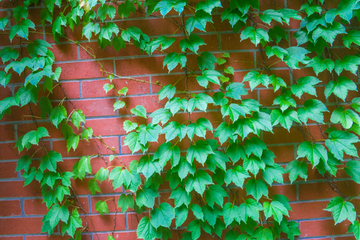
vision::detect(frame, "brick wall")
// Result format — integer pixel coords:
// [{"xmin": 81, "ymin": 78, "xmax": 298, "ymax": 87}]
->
[{"xmin": 0, "ymin": 0, "xmax": 359, "ymax": 239}]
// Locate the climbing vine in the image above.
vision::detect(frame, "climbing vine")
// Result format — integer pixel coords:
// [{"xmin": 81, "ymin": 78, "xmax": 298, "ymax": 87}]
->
[{"xmin": 1, "ymin": 0, "xmax": 360, "ymax": 239}]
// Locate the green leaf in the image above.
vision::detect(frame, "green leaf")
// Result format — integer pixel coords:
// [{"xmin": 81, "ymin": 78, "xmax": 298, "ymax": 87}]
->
[
  {"xmin": 97, "ymin": 4, "xmax": 116, "ymax": 21},
  {"xmin": 113, "ymin": 100, "xmax": 126, "ymax": 111},
  {"xmin": 137, "ymin": 155, "xmax": 162, "ymax": 179},
  {"xmin": 269, "ymin": 26, "xmax": 288, "ymax": 44},
  {"xmin": 283, "ymin": 47, "xmax": 310, "ymax": 69},
  {"xmin": 263, "ymin": 201, "xmax": 289, "ymax": 223},
  {"xmin": 154, "ymin": 142, "xmax": 180, "ymax": 166},
  {"xmin": 45, "ymin": 203, "xmax": 69, "ymax": 228},
  {"xmin": 169, "ymin": 186, "xmax": 191, "ymax": 208},
  {"xmin": 62, "ymin": 209, "xmax": 82, "ymax": 238},
  {"xmin": 187, "ymin": 118, "xmax": 213, "ymax": 140},
  {"xmin": 325, "ymin": 77, "xmax": 357, "ymax": 101},
  {"xmin": 118, "ymin": 0, "xmax": 136, "ymax": 18},
  {"xmin": 137, "ymin": 216, "xmax": 159, "ymax": 240},
  {"xmin": 27, "ymin": 39, "xmax": 52, "ymax": 58},
  {"xmin": 206, "ymin": 151, "xmax": 229, "ymax": 172},
  {"xmin": 9, "ymin": 19, "xmax": 35, "ymax": 42},
  {"xmin": 239, "ymin": 198, "xmax": 263, "ymax": 222},
  {"xmin": 88, "ymin": 179, "xmax": 101, "ymax": 195},
  {"xmin": 273, "ymin": 91, "xmax": 296, "ymax": 111},
  {"xmin": 222, "ymin": 203, "xmax": 242, "ymax": 226},
  {"xmin": 225, "ymin": 165, "xmax": 249, "ymax": 187},
  {"xmin": 73, "ymin": 156, "xmax": 92, "ymax": 180},
  {"xmin": 187, "ymin": 220, "xmax": 202, "ymax": 240},
  {"xmin": 290, "ymin": 76, "xmax": 320, "ymax": 98},
  {"xmin": 298, "ymin": 99, "xmax": 328, "ymax": 124},
  {"xmin": 254, "ymin": 227, "xmax": 273, "ymax": 240},
  {"xmin": 214, "ymin": 122, "xmax": 234, "ymax": 145},
  {"xmin": 179, "ymin": 33, "xmax": 206, "ymax": 54},
  {"xmin": 240, "ymin": 26, "xmax": 269, "ymax": 46},
  {"xmin": 82, "ymin": 22, "xmax": 100, "ymax": 40},
  {"xmin": 103, "ymin": 83, "xmax": 114, "ymax": 94},
  {"xmin": 345, "ymin": 160, "xmax": 360, "ymax": 184},
  {"xmin": 196, "ymin": 70, "xmax": 222, "ymax": 88},
  {"xmin": 95, "ymin": 200, "xmax": 109, "ymax": 215},
  {"xmin": 151, "ymin": 202, "xmax": 175, "ymax": 228},
  {"xmin": 16, "ymin": 155, "xmax": 32, "ymax": 173},
  {"xmin": 246, "ymin": 179, "xmax": 268, "ymax": 201},
  {"xmin": 331, "ymin": 107, "xmax": 360, "ymax": 129},
  {"xmin": 99, "ymin": 22, "xmax": 119, "ymax": 42},
  {"xmin": 325, "ymin": 130, "xmax": 359, "ymax": 160},
  {"xmin": 0, "ymin": 71, "xmax": 11, "ymax": 87},
  {"xmin": 50, "ymin": 105, "xmax": 67, "ymax": 128},
  {"xmin": 173, "ymin": 157, "xmax": 196, "ymax": 180},
  {"xmin": 285, "ymin": 160, "xmax": 308, "ymax": 183},
  {"xmin": 297, "ymin": 141, "xmax": 328, "ymax": 167},
  {"xmin": 175, "ymin": 205, "xmax": 188, "ymax": 227},
  {"xmin": 205, "ymin": 184, "xmax": 228, "ymax": 208},
  {"xmin": 262, "ymin": 164, "xmax": 285, "ymax": 186},
  {"xmin": 81, "ymin": 127, "xmax": 93, "ymax": 141},
  {"xmin": 334, "ymin": 55, "xmax": 360, "ymax": 75},
  {"xmin": 0, "ymin": 47, "xmax": 19, "ymax": 63},
  {"xmin": 158, "ymin": 84, "xmax": 176, "ymax": 101},
  {"xmin": 196, "ymin": 0, "xmax": 222, "ymax": 14},
  {"xmin": 121, "ymin": 26, "xmax": 142, "ymax": 42},
  {"xmin": 165, "ymin": 97, "xmax": 188, "ymax": 115},
  {"xmin": 312, "ymin": 22, "xmax": 346, "ymax": 45},
  {"xmin": 343, "ymin": 30, "xmax": 360, "ymax": 48},
  {"xmin": 71, "ymin": 110, "xmax": 85, "ymax": 129},
  {"xmin": 117, "ymin": 194, "xmax": 134, "ymax": 212},
  {"xmin": 131, "ymin": 105, "xmax": 147, "ymax": 118},
  {"xmin": 109, "ymin": 166, "xmax": 132, "ymax": 189},
  {"xmin": 186, "ymin": 10, "xmax": 213, "ymax": 34},
  {"xmin": 135, "ymin": 187, "xmax": 159, "ymax": 208},
  {"xmin": 185, "ymin": 169, "xmax": 213, "ymax": 195},
  {"xmin": 221, "ymin": 103, "xmax": 246, "ymax": 122},
  {"xmin": 270, "ymin": 109, "xmax": 300, "ymax": 131},
  {"xmin": 22, "ymin": 127, "xmax": 49, "ymax": 146},
  {"xmin": 155, "ymin": 0, "xmax": 187, "ymax": 16},
  {"xmin": 244, "ymin": 137, "xmax": 267, "ymax": 158},
  {"xmin": 123, "ymin": 120, "xmax": 138, "ymax": 133},
  {"xmin": 162, "ymin": 121, "xmax": 186, "ymax": 142},
  {"xmin": 348, "ymin": 220, "xmax": 360, "ymax": 240},
  {"xmin": 197, "ymin": 51, "xmax": 217, "ymax": 71},
  {"xmin": 265, "ymin": 46, "xmax": 288, "ymax": 61},
  {"xmin": 307, "ymin": 56, "xmax": 334, "ymax": 76},
  {"xmin": 163, "ymin": 52, "xmax": 187, "ymax": 72},
  {"xmin": 187, "ymin": 93, "xmax": 214, "ymax": 113},
  {"xmin": 94, "ymin": 167, "xmax": 109, "ymax": 183},
  {"xmin": 325, "ymin": 196, "xmax": 356, "ymax": 225},
  {"xmin": 0, "ymin": 17, "xmax": 9, "ymax": 31},
  {"xmin": 187, "ymin": 140, "xmax": 214, "ymax": 165}
]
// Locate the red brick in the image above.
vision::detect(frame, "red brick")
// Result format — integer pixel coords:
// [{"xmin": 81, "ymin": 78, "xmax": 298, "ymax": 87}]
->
[
  {"xmin": 24, "ymin": 197, "xmax": 89, "ymax": 215},
  {"xmin": 0, "ymin": 180, "xmax": 42, "ymax": 198},
  {"xmin": 54, "ymin": 60, "xmax": 113, "ymax": 80},
  {"xmin": 0, "ymin": 237, "xmax": 23, "ymax": 240},
  {"xmin": 0, "ymin": 124, "xmax": 15, "ymax": 141},
  {"xmin": 0, "ymin": 200, "xmax": 21, "ymax": 216},
  {"xmin": 26, "ymin": 236, "xmax": 83, "ymax": 240},
  {"xmin": 97, "ymin": 232, "xmax": 137, "ymax": 240},
  {"xmin": 62, "ymin": 98, "xmax": 117, "ymax": 117},
  {"xmin": 269, "ymin": 184, "xmax": 297, "ymax": 201},
  {"xmin": 115, "ymin": 56, "xmax": 168, "ymax": 76},
  {"xmin": 52, "ymin": 43, "xmax": 78, "ymax": 61},
  {"xmin": 127, "ymin": 212, "xmax": 148, "ymax": 230},
  {"xmin": 86, "ymin": 214, "xmax": 126, "ymax": 231},
  {"xmin": 0, "ymin": 161, "xmax": 18, "ymax": 178},
  {"xmin": 0, "ymin": 217, "xmax": 43, "ymax": 234},
  {"xmin": 50, "ymin": 81, "xmax": 80, "ymax": 100},
  {"xmin": 289, "ymin": 201, "xmax": 330, "ymax": 220},
  {"xmin": 81, "ymin": 77, "xmax": 150, "ymax": 98},
  {"xmin": 268, "ymin": 145, "xmax": 294, "ymax": 163},
  {"xmin": 300, "ymin": 219, "xmax": 350, "ymax": 237},
  {"xmin": 0, "ymin": 142, "xmax": 19, "ymax": 160}
]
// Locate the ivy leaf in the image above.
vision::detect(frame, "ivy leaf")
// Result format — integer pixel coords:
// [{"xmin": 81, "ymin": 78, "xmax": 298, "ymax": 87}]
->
[
  {"xmin": 244, "ymin": 137, "xmax": 267, "ymax": 158},
  {"xmin": 334, "ymin": 55, "xmax": 360, "ymax": 75},
  {"xmin": 62, "ymin": 209, "xmax": 82, "ymax": 238},
  {"xmin": 222, "ymin": 203, "xmax": 241, "ymax": 226},
  {"xmin": 243, "ymin": 71, "xmax": 271, "ymax": 90},
  {"xmin": 312, "ymin": 22, "xmax": 346, "ymax": 45},
  {"xmin": 185, "ymin": 169, "xmax": 213, "ymax": 195},
  {"xmin": 260, "ymin": 9, "xmax": 283, "ymax": 24},
  {"xmin": 297, "ymin": 141, "xmax": 328, "ymax": 167},
  {"xmin": 187, "ymin": 140, "xmax": 214, "ymax": 165},
  {"xmin": 197, "ymin": 51, "xmax": 217, "ymax": 71},
  {"xmin": 97, "ymin": 4, "xmax": 116, "ymax": 21},
  {"xmin": 284, "ymin": 160, "xmax": 308, "ymax": 183},
  {"xmin": 113, "ymin": 100, "xmax": 126, "ymax": 111},
  {"xmin": 0, "ymin": 17, "xmax": 9, "ymax": 31},
  {"xmin": 165, "ymin": 97, "xmax": 188, "ymax": 115},
  {"xmin": 265, "ymin": 46, "xmax": 288, "ymax": 61},
  {"xmin": 0, "ymin": 71, "xmax": 11, "ymax": 87},
  {"xmin": 88, "ymin": 179, "xmax": 101, "ymax": 195},
  {"xmin": 206, "ymin": 151, "xmax": 230, "ymax": 172},
  {"xmin": 137, "ymin": 155, "xmax": 162, "ymax": 179},
  {"xmin": 163, "ymin": 52, "xmax": 187, "ymax": 72},
  {"xmin": 158, "ymin": 84, "xmax": 176, "ymax": 101},
  {"xmin": 187, "ymin": 220, "xmax": 202, "ymax": 240},
  {"xmin": 121, "ymin": 26, "xmax": 142, "ymax": 42},
  {"xmin": 331, "ymin": 107, "xmax": 360, "ymax": 129},
  {"xmin": 94, "ymin": 167, "xmax": 109, "ymax": 183},
  {"xmin": 71, "ymin": 110, "xmax": 85, "ymax": 129},
  {"xmin": 135, "ymin": 188, "xmax": 159, "ymax": 208},
  {"xmin": 131, "ymin": 105, "xmax": 147, "ymax": 118},
  {"xmin": 270, "ymin": 109, "xmax": 300, "ymax": 131},
  {"xmin": 179, "ymin": 33, "xmax": 206, "ymax": 53},
  {"xmin": 40, "ymin": 151, "xmax": 62, "ymax": 173},
  {"xmin": 9, "ymin": 19, "xmax": 35, "ymax": 42},
  {"xmin": 225, "ymin": 82, "xmax": 248, "ymax": 100},
  {"xmin": 214, "ymin": 122, "xmax": 234, "ymax": 145},
  {"xmin": 162, "ymin": 121, "xmax": 187, "ymax": 142},
  {"xmin": 138, "ymin": 124, "xmax": 161, "ymax": 145},
  {"xmin": 221, "ymin": 8, "xmax": 246, "ymax": 29},
  {"xmin": 186, "ymin": 118, "xmax": 213, "ymax": 141},
  {"xmin": 325, "ymin": 130, "xmax": 359, "ymax": 160},
  {"xmin": 169, "ymin": 186, "xmax": 191, "ymax": 208},
  {"xmin": 99, "ymin": 22, "xmax": 119, "ymax": 42},
  {"xmin": 306, "ymin": 56, "xmax": 334, "ymax": 75},
  {"xmin": 291, "ymin": 76, "xmax": 320, "ymax": 98},
  {"xmin": 187, "ymin": 93, "xmax": 214, "ymax": 113},
  {"xmin": 124, "ymin": 132, "xmax": 142, "ymax": 153},
  {"xmin": 0, "ymin": 47, "xmax": 19, "ymax": 63},
  {"xmin": 118, "ymin": 194, "xmax": 134, "ymax": 212},
  {"xmin": 298, "ymin": 99, "xmax": 328, "ymax": 124},
  {"xmin": 246, "ymin": 179, "xmax": 269, "ymax": 201},
  {"xmin": 109, "ymin": 166, "xmax": 132, "ymax": 189},
  {"xmin": 345, "ymin": 160, "xmax": 360, "ymax": 184},
  {"xmin": 239, "ymin": 198, "xmax": 263, "ymax": 222},
  {"xmin": 263, "ymin": 201, "xmax": 289, "ymax": 223},
  {"xmin": 325, "ymin": 196, "xmax": 356, "ymax": 225},
  {"xmin": 155, "ymin": 0, "xmax": 187, "ymax": 16},
  {"xmin": 343, "ymin": 30, "xmax": 360, "ymax": 48},
  {"xmin": 240, "ymin": 26, "xmax": 269, "ymax": 46},
  {"xmin": 82, "ymin": 22, "xmax": 100, "ymax": 40},
  {"xmin": 269, "ymin": 26, "xmax": 288, "ymax": 45},
  {"xmin": 81, "ymin": 127, "xmax": 93, "ymax": 142},
  {"xmin": 273, "ymin": 91, "xmax": 296, "ymax": 111},
  {"xmin": 118, "ymin": 0, "xmax": 136, "ymax": 18},
  {"xmin": 95, "ymin": 200, "xmax": 109, "ymax": 215},
  {"xmin": 225, "ymin": 165, "xmax": 250, "ymax": 187},
  {"xmin": 50, "ymin": 105, "xmax": 67, "ymax": 128},
  {"xmin": 173, "ymin": 157, "xmax": 196, "ymax": 180},
  {"xmin": 196, "ymin": 70, "xmax": 222, "ymax": 88},
  {"xmin": 254, "ymin": 227, "xmax": 273, "ymax": 240},
  {"xmin": 348, "ymin": 221, "xmax": 360, "ymax": 240},
  {"xmin": 283, "ymin": 47, "xmax": 310, "ymax": 69},
  {"xmin": 205, "ymin": 185, "xmax": 228, "ymax": 208},
  {"xmin": 137, "ymin": 217, "xmax": 159, "ymax": 240},
  {"xmin": 151, "ymin": 202, "xmax": 175, "ymax": 228},
  {"xmin": 123, "ymin": 120, "xmax": 138, "ymax": 133},
  {"xmin": 45, "ymin": 203, "xmax": 69, "ymax": 228},
  {"xmin": 154, "ymin": 142, "xmax": 180, "ymax": 166},
  {"xmin": 195, "ymin": 0, "xmax": 222, "ymax": 14},
  {"xmin": 185, "ymin": 10, "xmax": 213, "ymax": 34},
  {"xmin": 22, "ymin": 127, "xmax": 49, "ymax": 146},
  {"xmin": 221, "ymin": 104, "xmax": 246, "ymax": 122},
  {"xmin": 325, "ymin": 77, "xmax": 357, "ymax": 101},
  {"xmin": 251, "ymin": 111, "xmax": 273, "ymax": 133}
]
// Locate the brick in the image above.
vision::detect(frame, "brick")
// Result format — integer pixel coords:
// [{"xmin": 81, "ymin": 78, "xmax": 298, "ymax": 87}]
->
[
  {"xmin": 86, "ymin": 214, "xmax": 126, "ymax": 231},
  {"xmin": 0, "ymin": 237, "xmax": 23, "ymax": 240},
  {"xmin": 0, "ymin": 161, "xmax": 18, "ymax": 178},
  {"xmin": 0, "ymin": 124, "xmax": 15, "ymax": 141},
  {"xmin": 300, "ymin": 219, "xmax": 350, "ymax": 237},
  {"xmin": 269, "ymin": 184, "xmax": 297, "ymax": 201},
  {"xmin": 127, "ymin": 212, "xmax": 148, "ymax": 230},
  {"xmin": 26, "ymin": 235, "xmax": 82, "ymax": 240},
  {"xmin": 0, "ymin": 217, "xmax": 43, "ymax": 234},
  {"xmin": 115, "ymin": 56, "xmax": 167, "ymax": 76},
  {"xmin": 53, "ymin": 136, "xmax": 119, "ymax": 158},
  {"xmin": 97, "ymin": 232, "xmax": 137, "ymax": 240},
  {"xmin": 54, "ymin": 60, "xmax": 113, "ymax": 80},
  {"xmin": 52, "ymin": 43, "xmax": 79, "ymax": 61},
  {"xmin": 0, "ymin": 142, "xmax": 19, "ymax": 160},
  {"xmin": 268, "ymin": 145, "xmax": 295, "ymax": 163},
  {"xmin": 289, "ymin": 201, "xmax": 330, "ymax": 220},
  {"xmin": 50, "ymin": 81, "xmax": 80, "ymax": 100},
  {"xmin": 0, "ymin": 180, "xmax": 42, "ymax": 198},
  {"xmin": 45, "ymin": 25, "xmax": 85, "ymax": 43},
  {"xmin": 81, "ymin": 77, "xmax": 150, "ymax": 98},
  {"xmin": 71, "ymin": 177, "xmax": 122, "ymax": 195},
  {"xmin": 61, "ymin": 98, "xmax": 117, "ymax": 117},
  {"xmin": 0, "ymin": 200, "xmax": 21, "ymax": 216}
]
